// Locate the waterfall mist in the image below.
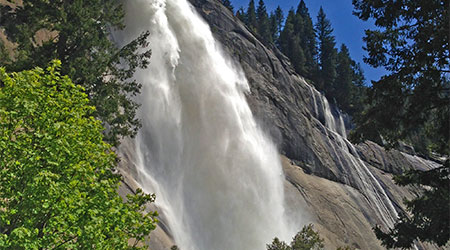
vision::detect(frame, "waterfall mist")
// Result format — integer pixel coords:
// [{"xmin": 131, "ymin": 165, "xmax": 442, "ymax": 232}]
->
[{"xmin": 114, "ymin": 0, "xmax": 294, "ymax": 249}]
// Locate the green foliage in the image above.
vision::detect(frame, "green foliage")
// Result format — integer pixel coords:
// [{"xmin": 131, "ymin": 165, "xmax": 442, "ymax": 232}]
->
[
  {"xmin": 279, "ymin": 9, "xmax": 307, "ymax": 76},
  {"xmin": 374, "ymin": 161, "xmax": 450, "ymax": 248},
  {"xmin": 0, "ymin": 0, "xmax": 151, "ymax": 146},
  {"xmin": 267, "ymin": 224, "xmax": 325, "ymax": 250},
  {"xmin": 296, "ymin": 0, "xmax": 317, "ymax": 78},
  {"xmin": 0, "ymin": 42, "xmax": 9, "ymax": 65},
  {"xmin": 351, "ymin": 0, "xmax": 449, "ymax": 155},
  {"xmin": 267, "ymin": 237, "xmax": 290, "ymax": 250},
  {"xmin": 315, "ymin": 7, "xmax": 337, "ymax": 91},
  {"xmin": 246, "ymin": 0, "xmax": 258, "ymax": 33},
  {"xmin": 236, "ymin": 7, "xmax": 247, "ymax": 24},
  {"xmin": 334, "ymin": 44, "xmax": 354, "ymax": 111},
  {"xmin": 351, "ymin": 2, "xmax": 449, "ymax": 247},
  {"xmin": 269, "ymin": 6, "xmax": 284, "ymax": 44},
  {"xmin": 256, "ymin": 0, "xmax": 272, "ymax": 44},
  {"xmin": 0, "ymin": 62, "xmax": 157, "ymax": 249}
]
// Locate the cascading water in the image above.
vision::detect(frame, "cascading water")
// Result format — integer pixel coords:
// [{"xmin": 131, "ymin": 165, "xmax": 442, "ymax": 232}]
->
[
  {"xmin": 114, "ymin": 0, "xmax": 294, "ymax": 249},
  {"xmin": 306, "ymin": 83, "xmax": 398, "ymax": 229}
]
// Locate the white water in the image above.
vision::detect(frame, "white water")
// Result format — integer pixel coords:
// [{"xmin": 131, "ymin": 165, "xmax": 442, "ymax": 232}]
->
[
  {"xmin": 305, "ymin": 83, "xmax": 398, "ymax": 228},
  {"xmin": 114, "ymin": 0, "xmax": 294, "ymax": 249}
]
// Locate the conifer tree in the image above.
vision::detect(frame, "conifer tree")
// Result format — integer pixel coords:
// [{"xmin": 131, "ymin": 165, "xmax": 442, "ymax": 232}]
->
[
  {"xmin": 279, "ymin": 9, "xmax": 306, "ymax": 75},
  {"xmin": 296, "ymin": 0, "xmax": 317, "ymax": 78},
  {"xmin": 256, "ymin": 0, "xmax": 272, "ymax": 43},
  {"xmin": 315, "ymin": 7, "xmax": 337, "ymax": 92},
  {"xmin": 269, "ymin": 7, "xmax": 284, "ymax": 45},
  {"xmin": 236, "ymin": 7, "xmax": 247, "ymax": 23},
  {"xmin": 352, "ymin": 0, "xmax": 449, "ymax": 247},
  {"xmin": 334, "ymin": 44, "xmax": 353, "ymax": 110},
  {"xmin": 246, "ymin": 0, "xmax": 258, "ymax": 33}
]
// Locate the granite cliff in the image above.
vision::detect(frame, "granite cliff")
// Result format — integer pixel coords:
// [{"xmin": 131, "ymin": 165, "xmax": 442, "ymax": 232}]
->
[{"xmin": 117, "ymin": 0, "xmax": 441, "ymax": 249}]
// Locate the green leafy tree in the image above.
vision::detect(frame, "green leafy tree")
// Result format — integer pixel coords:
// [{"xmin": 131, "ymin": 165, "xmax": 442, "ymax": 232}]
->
[
  {"xmin": 0, "ymin": 0, "xmax": 151, "ymax": 146},
  {"xmin": 221, "ymin": 0, "xmax": 234, "ymax": 12},
  {"xmin": 0, "ymin": 41, "xmax": 9, "ymax": 65},
  {"xmin": 352, "ymin": 0, "xmax": 450, "ymax": 248},
  {"xmin": 315, "ymin": 7, "xmax": 337, "ymax": 92},
  {"xmin": 267, "ymin": 224, "xmax": 325, "ymax": 250},
  {"xmin": 291, "ymin": 224, "xmax": 325, "ymax": 250},
  {"xmin": 267, "ymin": 237, "xmax": 290, "ymax": 250},
  {"xmin": 0, "ymin": 61, "xmax": 157, "ymax": 249},
  {"xmin": 256, "ymin": 0, "xmax": 272, "ymax": 44}
]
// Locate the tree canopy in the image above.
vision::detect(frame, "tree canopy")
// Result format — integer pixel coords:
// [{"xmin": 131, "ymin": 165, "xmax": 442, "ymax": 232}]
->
[
  {"xmin": 0, "ymin": 61, "xmax": 157, "ymax": 249},
  {"xmin": 267, "ymin": 224, "xmax": 325, "ymax": 250},
  {"xmin": 0, "ymin": 0, "xmax": 151, "ymax": 146},
  {"xmin": 352, "ymin": 0, "xmax": 450, "ymax": 248},
  {"xmin": 351, "ymin": 0, "xmax": 449, "ymax": 155}
]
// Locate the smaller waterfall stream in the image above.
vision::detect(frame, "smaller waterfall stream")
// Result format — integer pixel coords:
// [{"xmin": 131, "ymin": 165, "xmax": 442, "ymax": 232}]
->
[{"xmin": 305, "ymin": 83, "xmax": 398, "ymax": 229}]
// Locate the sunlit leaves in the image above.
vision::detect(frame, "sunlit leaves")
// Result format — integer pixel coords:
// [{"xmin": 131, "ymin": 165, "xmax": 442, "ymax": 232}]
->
[{"xmin": 0, "ymin": 62, "xmax": 157, "ymax": 249}]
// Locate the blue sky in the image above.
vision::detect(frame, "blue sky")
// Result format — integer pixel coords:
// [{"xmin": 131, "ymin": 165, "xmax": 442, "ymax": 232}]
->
[{"xmin": 229, "ymin": 0, "xmax": 388, "ymax": 83}]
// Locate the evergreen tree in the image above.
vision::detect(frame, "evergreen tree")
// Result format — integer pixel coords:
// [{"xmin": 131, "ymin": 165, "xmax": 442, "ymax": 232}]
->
[
  {"xmin": 246, "ymin": 0, "xmax": 258, "ymax": 33},
  {"xmin": 334, "ymin": 44, "xmax": 353, "ymax": 111},
  {"xmin": 315, "ymin": 7, "xmax": 337, "ymax": 92},
  {"xmin": 256, "ymin": 0, "xmax": 272, "ymax": 44},
  {"xmin": 236, "ymin": 7, "xmax": 247, "ymax": 23},
  {"xmin": 0, "ymin": 0, "xmax": 151, "ymax": 146},
  {"xmin": 349, "ymin": 62, "xmax": 367, "ymax": 114},
  {"xmin": 269, "ymin": 6, "xmax": 284, "ymax": 45},
  {"xmin": 352, "ymin": 0, "xmax": 449, "ymax": 248},
  {"xmin": 296, "ymin": 0, "xmax": 317, "ymax": 78},
  {"xmin": 279, "ymin": 9, "xmax": 296, "ymax": 55},
  {"xmin": 279, "ymin": 9, "xmax": 306, "ymax": 75},
  {"xmin": 221, "ymin": 0, "xmax": 234, "ymax": 12}
]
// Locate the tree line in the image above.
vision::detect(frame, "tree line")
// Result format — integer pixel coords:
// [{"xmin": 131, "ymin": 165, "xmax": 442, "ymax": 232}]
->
[
  {"xmin": 231, "ymin": 0, "xmax": 366, "ymax": 116},
  {"xmin": 226, "ymin": 0, "xmax": 449, "ymax": 248}
]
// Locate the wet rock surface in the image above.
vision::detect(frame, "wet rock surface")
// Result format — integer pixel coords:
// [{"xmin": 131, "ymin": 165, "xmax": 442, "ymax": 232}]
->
[{"xmin": 117, "ymin": 0, "xmax": 441, "ymax": 249}]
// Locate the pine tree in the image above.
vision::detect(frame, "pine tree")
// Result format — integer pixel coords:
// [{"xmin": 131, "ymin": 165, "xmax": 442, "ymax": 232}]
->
[
  {"xmin": 279, "ymin": 9, "xmax": 296, "ymax": 55},
  {"xmin": 349, "ymin": 62, "xmax": 367, "ymax": 114},
  {"xmin": 246, "ymin": 0, "xmax": 258, "ymax": 33},
  {"xmin": 256, "ymin": 0, "xmax": 272, "ymax": 44},
  {"xmin": 269, "ymin": 6, "xmax": 284, "ymax": 45},
  {"xmin": 296, "ymin": 0, "xmax": 317, "ymax": 78},
  {"xmin": 279, "ymin": 9, "xmax": 306, "ymax": 74},
  {"xmin": 315, "ymin": 7, "xmax": 337, "ymax": 93},
  {"xmin": 352, "ymin": 0, "xmax": 449, "ymax": 247},
  {"xmin": 334, "ymin": 44, "xmax": 353, "ymax": 110},
  {"xmin": 236, "ymin": 7, "xmax": 247, "ymax": 23}
]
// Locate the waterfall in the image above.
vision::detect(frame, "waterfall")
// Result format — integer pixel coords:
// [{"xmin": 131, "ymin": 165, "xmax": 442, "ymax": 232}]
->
[
  {"xmin": 305, "ymin": 83, "xmax": 398, "ymax": 229},
  {"xmin": 114, "ymin": 0, "xmax": 294, "ymax": 249}
]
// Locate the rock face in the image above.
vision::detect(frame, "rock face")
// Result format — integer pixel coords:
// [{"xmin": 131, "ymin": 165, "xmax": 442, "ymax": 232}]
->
[{"xmin": 117, "ymin": 0, "xmax": 441, "ymax": 249}]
